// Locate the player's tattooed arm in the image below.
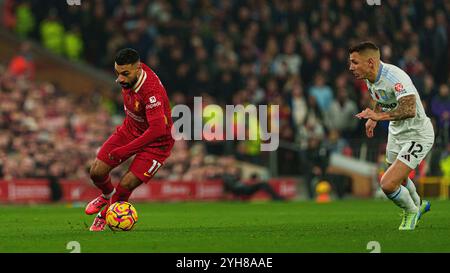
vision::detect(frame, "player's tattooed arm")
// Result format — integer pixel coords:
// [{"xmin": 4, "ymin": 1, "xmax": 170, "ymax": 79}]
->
[
  {"xmin": 377, "ymin": 95, "xmax": 416, "ymax": 121},
  {"xmin": 356, "ymin": 95, "xmax": 416, "ymax": 121}
]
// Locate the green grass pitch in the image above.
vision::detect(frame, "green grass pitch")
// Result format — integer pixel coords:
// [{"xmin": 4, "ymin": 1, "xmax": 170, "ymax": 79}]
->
[{"xmin": 1, "ymin": 200, "xmax": 449, "ymax": 253}]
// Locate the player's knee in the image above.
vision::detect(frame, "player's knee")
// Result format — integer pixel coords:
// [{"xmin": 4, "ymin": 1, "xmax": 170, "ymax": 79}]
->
[
  {"xmin": 89, "ymin": 163, "xmax": 108, "ymax": 183},
  {"xmin": 380, "ymin": 176, "xmax": 398, "ymax": 194},
  {"xmin": 119, "ymin": 173, "xmax": 141, "ymax": 191},
  {"xmin": 119, "ymin": 180, "xmax": 133, "ymax": 191}
]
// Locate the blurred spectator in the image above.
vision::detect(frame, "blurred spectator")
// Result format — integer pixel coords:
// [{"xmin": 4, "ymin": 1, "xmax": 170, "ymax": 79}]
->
[
  {"xmin": 433, "ymin": 10, "xmax": 449, "ymax": 84},
  {"xmin": 297, "ymin": 95, "xmax": 325, "ymax": 150},
  {"xmin": 440, "ymin": 144, "xmax": 450, "ymax": 179},
  {"xmin": 2, "ymin": 0, "xmax": 15, "ymax": 30},
  {"xmin": 7, "ymin": 42, "xmax": 35, "ymax": 80},
  {"xmin": 308, "ymin": 73, "xmax": 334, "ymax": 114},
  {"xmin": 431, "ymin": 84, "xmax": 450, "ymax": 143},
  {"xmin": 48, "ymin": 164, "xmax": 63, "ymax": 202},
  {"xmin": 324, "ymin": 87, "xmax": 359, "ymax": 138},
  {"xmin": 323, "ymin": 129, "xmax": 352, "ymax": 157},
  {"xmin": 40, "ymin": 10, "xmax": 65, "ymax": 55},
  {"xmin": 272, "ymin": 35, "xmax": 302, "ymax": 78},
  {"xmin": 64, "ymin": 25, "xmax": 84, "ymax": 61},
  {"xmin": 288, "ymin": 83, "xmax": 307, "ymax": 133},
  {"xmin": 420, "ymin": 73, "xmax": 438, "ymax": 112},
  {"xmin": 300, "ymin": 136, "xmax": 329, "ymax": 199},
  {"xmin": 431, "ymin": 84, "xmax": 450, "ymax": 127},
  {"xmin": 14, "ymin": 1, "xmax": 35, "ymax": 38},
  {"xmin": 301, "ymin": 133, "xmax": 352, "ymax": 199},
  {"xmin": 223, "ymin": 166, "xmax": 284, "ymax": 201}
]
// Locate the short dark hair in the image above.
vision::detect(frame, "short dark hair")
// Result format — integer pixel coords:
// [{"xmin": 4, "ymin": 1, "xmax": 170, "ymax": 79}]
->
[
  {"xmin": 349, "ymin": 41, "xmax": 379, "ymax": 54},
  {"xmin": 115, "ymin": 48, "xmax": 140, "ymax": 65}
]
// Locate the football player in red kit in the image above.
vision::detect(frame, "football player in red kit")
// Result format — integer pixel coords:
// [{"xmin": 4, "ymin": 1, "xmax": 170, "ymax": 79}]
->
[{"xmin": 86, "ymin": 48, "xmax": 174, "ymax": 231}]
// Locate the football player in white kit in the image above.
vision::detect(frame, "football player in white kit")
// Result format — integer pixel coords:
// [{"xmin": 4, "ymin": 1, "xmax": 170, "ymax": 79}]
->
[{"xmin": 349, "ymin": 41, "xmax": 433, "ymax": 230}]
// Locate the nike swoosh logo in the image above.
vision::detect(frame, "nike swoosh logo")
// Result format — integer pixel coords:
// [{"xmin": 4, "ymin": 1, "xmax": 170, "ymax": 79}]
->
[{"xmin": 143, "ymin": 173, "xmax": 152, "ymax": 177}]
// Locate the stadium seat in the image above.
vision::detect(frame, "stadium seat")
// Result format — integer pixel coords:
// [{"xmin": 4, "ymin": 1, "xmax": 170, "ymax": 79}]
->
[{"xmin": 418, "ymin": 176, "xmax": 449, "ymax": 199}]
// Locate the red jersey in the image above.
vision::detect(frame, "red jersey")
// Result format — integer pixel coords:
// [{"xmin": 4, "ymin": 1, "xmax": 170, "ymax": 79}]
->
[{"xmin": 120, "ymin": 63, "xmax": 173, "ymax": 150}]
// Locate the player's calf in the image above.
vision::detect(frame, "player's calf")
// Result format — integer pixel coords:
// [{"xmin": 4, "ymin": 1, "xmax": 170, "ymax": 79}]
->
[
  {"xmin": 90, "ymin": 159, "xmax": 115, "ymax": 195},
  {"xmin": 380, "ymin": 161, "xmax": 418, "ymax": 213}
]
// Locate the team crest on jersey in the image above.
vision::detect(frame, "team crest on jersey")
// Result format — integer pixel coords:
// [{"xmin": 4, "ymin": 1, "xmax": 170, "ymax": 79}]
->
[
  {"xmin": 394, "ymin": 83, "xmax": 404, "ymax": 92},
  {"xmin": 134, "ymin": 101, "xmax": 140, "ymax": 111}
]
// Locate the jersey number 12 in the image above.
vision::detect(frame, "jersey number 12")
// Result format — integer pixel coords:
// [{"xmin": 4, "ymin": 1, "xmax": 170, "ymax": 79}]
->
[{"xmin": 407, "ymin": 141, "xmax": 423, "ymax": 159}]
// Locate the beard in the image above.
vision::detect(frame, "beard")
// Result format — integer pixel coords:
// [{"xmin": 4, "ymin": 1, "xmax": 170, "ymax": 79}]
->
[
  {"xmin": 119, "ymin": 82, "xmax": 131, "ymax": 88},
  {"xmin": 119, "ymin": 76, "xmax": 138, "ymax": 89}
]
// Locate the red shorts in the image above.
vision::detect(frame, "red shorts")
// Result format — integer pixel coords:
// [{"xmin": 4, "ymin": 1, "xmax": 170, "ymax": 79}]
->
[{"xmin": 97, "ymin": 126, "xmax": 174, "ymax": 183}]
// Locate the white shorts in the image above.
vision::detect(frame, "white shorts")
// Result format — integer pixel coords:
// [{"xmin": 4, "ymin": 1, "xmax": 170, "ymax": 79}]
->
[{"xmin": 386, "ymin": 130, "xmax": 434, "ymax": 169}]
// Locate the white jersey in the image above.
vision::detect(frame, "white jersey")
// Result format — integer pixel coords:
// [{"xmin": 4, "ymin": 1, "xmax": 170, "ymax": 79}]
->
[{"xmin": 365, "ymin": 61, "xmax": 432, "ymax": 137}]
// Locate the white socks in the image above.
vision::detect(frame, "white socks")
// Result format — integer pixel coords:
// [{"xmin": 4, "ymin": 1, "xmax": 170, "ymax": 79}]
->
[
  {"xmin": 102, "ymin": 188, "xmax": 116, "ymax": 199},
  {"xmin": 403, "ymin": 178, "xmax": 421, "ymax": 207},
  {"xmin": 386, "ymin": 185, "xmax": 418, "ymax": 213}
]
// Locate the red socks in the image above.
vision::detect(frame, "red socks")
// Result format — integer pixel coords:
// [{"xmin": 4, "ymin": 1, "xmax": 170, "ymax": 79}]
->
[
  {"xmin": 111, "ymin": 184, "xmax": 132, "ymax": 204},
  {"xmin": 100, "ymin": 184, "xmax": 133, "ymax": 218}
]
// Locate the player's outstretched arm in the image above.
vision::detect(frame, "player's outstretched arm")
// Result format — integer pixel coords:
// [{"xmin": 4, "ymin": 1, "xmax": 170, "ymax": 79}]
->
[
  {"xmin": 356, "ymin": 95, "xmax": 416, "ymax": 122},
  {"xmin": 376, "ymin": 94, "xmax": 416, "ymax": 121},
  {"xmin": 108, "ymin": 115, "xmax": 167, "ymax": 163}
]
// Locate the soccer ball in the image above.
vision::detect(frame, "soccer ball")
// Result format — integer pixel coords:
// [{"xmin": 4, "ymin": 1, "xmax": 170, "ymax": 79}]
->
[{"xmin": 106, "ymin": 201, "xmax": 138, "ymax": 231}]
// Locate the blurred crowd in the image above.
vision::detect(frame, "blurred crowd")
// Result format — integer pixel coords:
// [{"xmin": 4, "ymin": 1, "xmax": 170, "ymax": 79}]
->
[
  {"xmin": 1, "ymin": 0, "xmax": 449, "ymax": 182},
  {"xmin": 0, "ymin": 61, "xmax": 112, "ymax": 180}
]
